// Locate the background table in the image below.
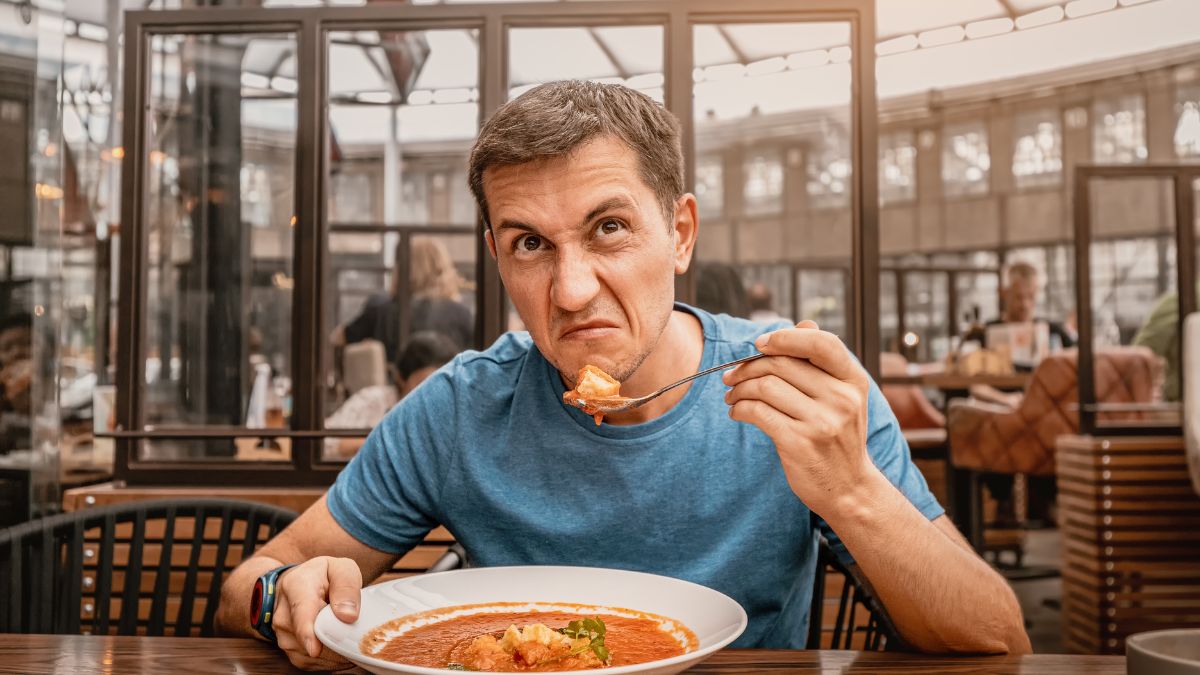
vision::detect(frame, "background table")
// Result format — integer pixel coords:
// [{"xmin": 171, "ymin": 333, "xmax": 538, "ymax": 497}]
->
[{"xmin": 0, "ymin": 635, "xmax": 1126, "ymax": 674}]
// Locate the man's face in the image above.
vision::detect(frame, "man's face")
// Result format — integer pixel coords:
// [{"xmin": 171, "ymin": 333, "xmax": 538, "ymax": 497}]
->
[
  {"xmin": 1003, "ymin": 278, "xmax": 1038, "ymax": 323},
  {"xmin": 0, "ymin": 326, "xmax": 30, "ymax": 368},
  {"xmin": 483, "ymin": 136, "xmax": 695, "ymax": 384}
]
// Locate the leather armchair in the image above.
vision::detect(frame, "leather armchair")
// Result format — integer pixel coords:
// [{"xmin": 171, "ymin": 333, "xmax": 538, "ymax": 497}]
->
[
  {"xmin": 880, "ymin": 352, "xmax": 945, "ymax": 430},
  {"xmin": 948, "ymin": 347, "xmax": 1160, "ymax": 477}
]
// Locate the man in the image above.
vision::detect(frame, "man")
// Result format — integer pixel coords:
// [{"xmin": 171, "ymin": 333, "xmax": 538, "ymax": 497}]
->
[
  {"xmin": 964, "ymin": 262, "xmax": 1076, "ymax": 363},
  {"xmin": 216, "ymin": 82, "xmax": 1028, "ymax": 669},
  {"xmin": 965, "ymin": 262, "xmax": 1073, "ymax": 524}
]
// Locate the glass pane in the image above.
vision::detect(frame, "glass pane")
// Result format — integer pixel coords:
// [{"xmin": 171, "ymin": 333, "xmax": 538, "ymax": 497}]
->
[
  {"xmin": 692, "ymin": 21, "xmax": 853, "ymax": 341},
  {"xmin": 880, "ymin": 270, "xmax": 899, "ymax": 354},
  {"xmin": 798, "ymin": 268, "xmax": 848, "ymax": 342},
  {"xmin": 879, "ymin": 130, "xmax": 916, "ymax": 206},
  {"xmin": 1011, "ymin": 108, "xmax": 1062, "ymax": 188},
  {"xmin": 1088, "ymin": 177, "xmax": 1180, "ymax": 427},
  {"xmin": 141, "ymin": 34, "xmax": 297, "ymax": 463},
  {"xmin": 902, "ymin": 271, "xmax": 950, "ymax": 363},
  {"xmin": 507, "ymin": 26, "xmax": 664, "ymax": 103},
  {"xmin": 1092, "ymin": 93, "xmax": 1147, "ymax": 164},
  {"xmin": 942, "ymin": 121, "xmax": 990, "ymax": 197},
  {"xmin": 324, "ymin": 28, "xmax": 480, "ymax": 463},
  {"xmin": 1175, "ymin": 83, "xmax": 1200, "ymax": 159},
  {"xmin": 955, "ymin": 270, "xmax": 1000, "ymax": 337},
  {"xmin": 739, "ymin": 264, "xmax": 793, "ymax": 324}
]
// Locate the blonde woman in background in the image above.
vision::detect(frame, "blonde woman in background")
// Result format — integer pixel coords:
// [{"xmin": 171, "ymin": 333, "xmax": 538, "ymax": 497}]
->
[{"xmin": 333, "ymin": 237, "xmax": 474, "ymax": 360}]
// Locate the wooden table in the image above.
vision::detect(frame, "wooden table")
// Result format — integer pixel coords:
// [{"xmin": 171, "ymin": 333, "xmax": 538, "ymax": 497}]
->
[{"xmin": 0, "ymin": 635, "xmax": 1127, "ymax": 674}]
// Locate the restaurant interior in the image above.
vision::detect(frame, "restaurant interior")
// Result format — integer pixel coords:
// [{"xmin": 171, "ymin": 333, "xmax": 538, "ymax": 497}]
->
[{"xmin": 0, "ymin": 0, "xmax": 1198, "ymax": 672}]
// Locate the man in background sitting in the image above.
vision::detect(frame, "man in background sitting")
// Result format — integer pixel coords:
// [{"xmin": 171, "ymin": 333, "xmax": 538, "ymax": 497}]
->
[
  {"xmin": 323, "ymin": 331, "xmax": 460, "ymax": 460},
  {"xmin": 966, "ymin": 262, "xmax": 1072, "ymax": 526}
]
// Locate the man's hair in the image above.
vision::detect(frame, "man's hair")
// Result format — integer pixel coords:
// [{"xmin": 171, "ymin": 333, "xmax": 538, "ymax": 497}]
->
[
  {"xmin": 1005, "ymin": 261, "xmax": 1039, "ymax": 287},
  {"xmin": 395, "ymin": 330, "xmax": 460, "ymax": 381},
  {"xmin": 468, "ymin": 80, "xmax": 684, "ymax": 230}
]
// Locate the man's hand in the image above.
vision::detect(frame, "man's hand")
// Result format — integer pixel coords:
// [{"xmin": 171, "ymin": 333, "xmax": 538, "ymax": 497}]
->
[
  {"xmin": 270, "ymin": 556, "xmax": 362, "ymax": 671},
  {"xmin": 723, "ymin": 321, "xmax": 876, "ymax": 516}
]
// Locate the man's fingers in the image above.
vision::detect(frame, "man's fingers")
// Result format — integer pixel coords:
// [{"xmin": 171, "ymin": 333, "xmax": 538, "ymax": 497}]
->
[
  {"xmin": 326, "ymin": 557, "xmax": 363, "ymax": 623},
  {"xmin": 725, "ymin": 374, "xmax": 812, "ymax": 420},
  {"xmin": 794, "ymin": 320, "xmax": 818, "ymax": 330},
  {"xmin": 728, "ymin": 397, "xmax": 794, "ymax": 440},
  {"xmin": 753, "ymin": 327, "xmax": 865, "ymax": 384},
  {"xmin": 724, "ymin": 354, "xmax": 834, "ymax": 400},
  {"xmin": 286, "ymin": 593, "xmax": 327, "ymax": 658}
]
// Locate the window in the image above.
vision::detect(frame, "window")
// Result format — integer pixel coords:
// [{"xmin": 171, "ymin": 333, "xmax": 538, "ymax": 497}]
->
[
  {"xmin": 941, "ymin": 122, "xmax": 990, "ymax": 197},
  {"xmin": 1011, "ymin": 109, "xmax": 1062, "ymax": 188},
  {"xmin": 694, "ymin": 155, "xmax": 724, "ymax": 218},
  {"xmin": 878, "ymin": 131, "xmax": 916, "ymax": 205},
  {"xmin": 1092, "ymin": 93, "xmax": 1147, "ymax": 164},
  {"xmin": 1175, "ymin": 83, "xmax": 1200, "ymax": 159},
  {"xmin": 805, "ymin": 124, "xmax": 851, "ymax": 209},
  {"xmin": 742, "ymin": 149, "xmax": 784, "ymax": 216}
]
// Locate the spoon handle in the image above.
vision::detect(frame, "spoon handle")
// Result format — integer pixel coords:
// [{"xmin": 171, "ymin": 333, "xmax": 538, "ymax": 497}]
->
[{"xmin": 651, "ymin": 352, "xmax": 766, "ymax": 398}]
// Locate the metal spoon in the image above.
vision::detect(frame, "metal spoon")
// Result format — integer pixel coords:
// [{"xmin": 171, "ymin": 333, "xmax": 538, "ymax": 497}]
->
[{"xmin": 565, "ymin": 352, "xmax": 766, "ymax": 416}]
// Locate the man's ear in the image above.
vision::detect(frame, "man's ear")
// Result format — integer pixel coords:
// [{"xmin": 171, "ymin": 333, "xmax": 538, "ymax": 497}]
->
[
  {"xmin": 484, "ymin": 228, "xmax": 498, "ymax": 261},
  {"xmin": 672, "ymin": 193, "xmax": 699, "ymax": 275}
]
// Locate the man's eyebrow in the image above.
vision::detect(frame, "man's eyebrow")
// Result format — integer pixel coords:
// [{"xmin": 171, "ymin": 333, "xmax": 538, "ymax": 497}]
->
[
  {"xmin": 581, "ymin": 196, "xmax": 636, "ymax": 227},
  {"xmin": 494, "ymin": 219, "xmax": 539, "ymax": 234}
]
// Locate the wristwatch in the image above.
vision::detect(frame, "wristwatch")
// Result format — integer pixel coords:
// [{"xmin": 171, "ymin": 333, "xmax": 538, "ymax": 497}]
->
[{"xmin": 250, "ymin": 563, "xmax": 298, "ymax": 642}]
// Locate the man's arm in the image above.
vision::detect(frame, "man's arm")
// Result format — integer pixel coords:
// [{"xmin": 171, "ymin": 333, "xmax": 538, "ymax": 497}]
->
[
  {"xmin": 724, "ymin": 323, "xmax": 1030, "ymax": 654},
  {"xmin": 216, "ymin": 495, "xmax": 400, "ymax": 670}
]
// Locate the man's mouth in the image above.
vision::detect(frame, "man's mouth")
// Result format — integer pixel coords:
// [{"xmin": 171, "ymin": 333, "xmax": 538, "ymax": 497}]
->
[{"xmin": 559, "ymin": 320, "xmax": 620, "ymax": 341}]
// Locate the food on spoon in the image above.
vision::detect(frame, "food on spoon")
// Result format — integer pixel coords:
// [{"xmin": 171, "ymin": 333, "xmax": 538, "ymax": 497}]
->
[{"xmin": 563, "ymin": 365, "xmax": 626, "ymax": 426}]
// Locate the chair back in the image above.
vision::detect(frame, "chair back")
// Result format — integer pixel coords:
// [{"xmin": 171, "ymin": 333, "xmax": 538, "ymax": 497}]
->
[
  {"xmin": 343, "ymin": 339, "xmax": 388, "ymax": 395},
  {"xmin": 806, "ymin": 537, "xmax": 900, "ymax": 651},
  {"xmin": 0, "ymin": 498, "xmax": 296, "ymax": 636}
]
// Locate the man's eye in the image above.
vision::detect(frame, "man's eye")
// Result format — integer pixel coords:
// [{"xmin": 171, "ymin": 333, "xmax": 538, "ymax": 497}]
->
[
  {"xmin": 596, "ymin": 219, "xmax": 625, "ymax": 236},
  {"xmin": 515, "ymin": 234, "xmax": 543, "ymax": 252}
]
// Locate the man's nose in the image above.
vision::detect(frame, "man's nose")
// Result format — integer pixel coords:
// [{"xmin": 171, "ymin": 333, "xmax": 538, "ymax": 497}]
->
[{"xmin": 550, "ymin": 249, "xmax": 601, "ymax": 312}]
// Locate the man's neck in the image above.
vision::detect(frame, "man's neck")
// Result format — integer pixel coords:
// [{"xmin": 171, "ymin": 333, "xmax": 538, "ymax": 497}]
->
[{"xmin": 589, "ymin": 308, "xmax": 704, "ymax": 426}]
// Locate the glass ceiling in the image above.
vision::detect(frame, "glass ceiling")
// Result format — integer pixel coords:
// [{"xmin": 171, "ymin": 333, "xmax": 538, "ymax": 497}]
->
[{"xmin": 39, "ymin": 0, "xmax": 1200, "ymax": 144}]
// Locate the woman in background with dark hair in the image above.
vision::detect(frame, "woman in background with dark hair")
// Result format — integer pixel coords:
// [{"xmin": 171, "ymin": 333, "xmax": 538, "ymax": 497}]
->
[{"xmin": 323, "ymin": 330, "xmax": 460, "ymax": 460}]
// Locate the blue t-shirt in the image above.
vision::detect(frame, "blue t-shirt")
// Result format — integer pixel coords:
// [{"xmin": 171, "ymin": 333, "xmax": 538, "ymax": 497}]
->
[{"xmin": 327, "ymin": 304, "xmax": 943, "ymax": 649}]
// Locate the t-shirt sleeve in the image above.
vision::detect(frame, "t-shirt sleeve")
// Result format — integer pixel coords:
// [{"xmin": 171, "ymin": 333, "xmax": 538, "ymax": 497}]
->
[
  {"xmin": 325, "ymin": 370, "xmax": 456, "ymax": 554},
  {"xmin": 816, "ymin": 378, "xmax": 946, "ymax": 566}
]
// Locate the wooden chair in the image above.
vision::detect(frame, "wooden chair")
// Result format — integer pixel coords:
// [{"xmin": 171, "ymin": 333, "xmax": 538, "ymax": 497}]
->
[{"xmin": 0, "ymin": 498, "xmax": 296, "ymax": 636}]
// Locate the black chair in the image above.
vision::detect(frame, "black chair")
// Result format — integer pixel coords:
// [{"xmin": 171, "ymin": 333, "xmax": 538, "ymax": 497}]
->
[
  {"xmin": 805, "ymin": 537, "xmax": 903, "ymax": 651},
  {"xmin": 0, "ymin": 498, "xmax": 296, "ymax": 636}
]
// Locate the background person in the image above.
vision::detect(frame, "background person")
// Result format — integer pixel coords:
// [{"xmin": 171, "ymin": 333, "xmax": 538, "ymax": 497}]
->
[
  {"xmin": 333, "ymin": 237, "xmax": 474, "ymax": 360},
  {"xmin": 323, "ymin": 330, "xmax": 460, "ymax": 460}
]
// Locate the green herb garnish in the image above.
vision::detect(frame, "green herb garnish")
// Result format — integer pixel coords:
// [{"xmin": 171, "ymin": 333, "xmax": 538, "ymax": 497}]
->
[
  {"xmin": 557, "ymin": 617, "xmax": 611, "ymax": 665},
  {"xmin": 445, "ymin": 663, "xmax": 470, "ymax": 671}
]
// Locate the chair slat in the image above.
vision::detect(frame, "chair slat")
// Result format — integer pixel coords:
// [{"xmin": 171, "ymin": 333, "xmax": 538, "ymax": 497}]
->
[
  {"xmin": 117, "ymin": 510, "xmax": 147, "ymax": 634},
  {"xmin": 94, "ymin": 513, "xmax": 117, "ymax": 635},
  {"xmin": 147, "ymin": 507, "xmax": 177, "ymax": 636},
  {"xmin": 200, "ymin": 506, "xmax": 237, "ymax": 636},
  {"xmin": 175, "ymin": 508, "xmax": 207, "ymax": 637}
]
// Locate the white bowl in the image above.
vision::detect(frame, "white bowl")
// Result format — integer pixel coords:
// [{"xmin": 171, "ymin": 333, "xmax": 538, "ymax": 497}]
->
[
  {"xmin": 1127, "ymin": 629, "xmax": 1200, "ymax": 675},
  {"xmin": 315, "ymin": 565, "xmax": 747, "ymax": 675}
]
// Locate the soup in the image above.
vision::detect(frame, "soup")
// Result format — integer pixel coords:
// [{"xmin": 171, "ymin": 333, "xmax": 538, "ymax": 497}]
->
[{"xmin": 363, "ymin": 602, "xmax": 697, "ymax": 671}]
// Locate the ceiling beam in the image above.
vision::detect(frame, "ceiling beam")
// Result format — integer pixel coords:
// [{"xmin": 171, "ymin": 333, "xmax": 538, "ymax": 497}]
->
[
  {"xmin": 587, "ymin": 28, "xmax": 631, "ymax": 80},
  {"xmin": 715, "ymin": 25, "xmax": 751, "ymax": 66}
]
